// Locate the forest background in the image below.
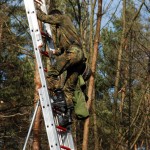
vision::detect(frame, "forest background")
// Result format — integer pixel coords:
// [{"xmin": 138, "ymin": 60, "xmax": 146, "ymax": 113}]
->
[{"xmin": 0, "ymin": 0, "xmax": 149, "ymax": 150}]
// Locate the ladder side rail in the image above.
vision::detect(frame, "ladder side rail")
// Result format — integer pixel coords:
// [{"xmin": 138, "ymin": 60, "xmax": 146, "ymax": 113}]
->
[
  {"xmin": 40, "ymin": 0, "xmax": 56, "ymax": 65},
  {"xmin": 40, "ymin": 0, "xmax": 53, "ymax": 39},
  {"xmin": 65, "ymin": 131, "xmax": 75, "ymax": 150},
  {"xmin": 24, "ymin": 0, "xmax": 75, "ymax": 149},
  {"xmin": 23, "ymin": 100, "xmax": 40, "ymax": 150},
  {"xmin": 38, "ymin": 88, "xmax": 61, "ymax": 149},
  {"xmin": 36, "ymin": 0, "xmax": 55, "ymax": 65},
  {"xmin": 37, "ymin": 1, "xmax": 75, "ymax": 149},
  {"xmin": 61, "ymin": 132, "xmax": 74, "ymax": 150},
  {"xmin": 24, "ymin": 0, "xmax": 61, "ymax": 149}
]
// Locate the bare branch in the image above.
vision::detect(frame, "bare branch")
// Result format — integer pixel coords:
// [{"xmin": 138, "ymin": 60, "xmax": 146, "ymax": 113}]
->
[
  {"xmin": 144, "ymin": 2, "xmax": 150, "ymax": 12},
  {"xmin": 0, "ymin": 113, "xmax": 29, "ymax": 118},
  {"xmin": 102, "ymin": 0, "xmax": 114, "ymax": 15},
  {"xmin": 126, "ymin": 0, "xmax": 145, "ymax": 37}
]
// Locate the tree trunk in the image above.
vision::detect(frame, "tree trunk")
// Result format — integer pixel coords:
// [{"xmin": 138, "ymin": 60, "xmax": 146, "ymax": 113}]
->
[
  {"xmin": 32, "ymin": 62, "xmax": 42, "ymax": 150},
  {"xmin": 93, "ymin": 87, "xmax": 99, "ymax": 150},
  {"xmin": 0, "ymin": 17, "xmax": 3, "ymax": 41},
  {"xmin": 113, "ymin": 0, "xmax": 126, "ymax": 121},
  {"xmin": 89, "ymin": 0, "xmax": 96, "ymax": 63},
  {"xmin": 32, "ymin": 20, "xmax": 42, "ymax": 150},
  {"xmin": 82, "ymin": 1, "xmax": 102, "ymax": 150},
  {"xmin": 116, "ymin": 1, "xmax": 128, "ymax": 149},
  {"xmin": 146, "ymin": 54, "xmax": 150, "ymax": 150},
  {"xmin": 0, "ymin": 4, "xmax": 6, "ymax": 52}
]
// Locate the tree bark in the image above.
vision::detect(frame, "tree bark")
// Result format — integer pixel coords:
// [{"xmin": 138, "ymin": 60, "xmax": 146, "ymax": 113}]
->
[
  {"xmin": 89, "ymin": 0, "xmax": 96, "ymax": 63},
  {"xmin": 82, "ymin": 0, "xmax": 102, "ymax": 150},
  {"xmin": 32, "ymin": 21, "xmax": 42, "ymax": 150},
  {"xmin": 93, "ymin": 87, "xmax": 100, "ymax": 150},
  {"xmin": 32, "ymin": 62, "xmax": 42, "ymax": 150},
  {"xmin": 116, "ymin": 1, "xmax": 127, "ymax": 149},
  {"xmin": 113, "ymin": 0, "xmax": 126, "ymax": 120},
  {"xmin": 0, "ymin": 4, "xmax": 7, "ymax": 52}
]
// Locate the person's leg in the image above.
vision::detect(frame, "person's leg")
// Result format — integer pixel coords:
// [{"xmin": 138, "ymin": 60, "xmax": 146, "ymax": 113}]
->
[
  {"xmin": 63, "ymin": 70, "xmax": 79, "ymax": 107},
  {"xmin": 58, "ymin": 46, "xmax": 85, "ymax": 127},
  {"xmin": 58, "ymin": 69, "xmax": 78, "ymax": 127},
  {"xmin": 47, "ymin": 52, "xmax": 70, "ymax": 90},
  {"xmin": 47, "ymin": 46, "xmax": 85, "ymax": 125},
  {"xmin": 59, "ymin": 62, "xmax": 85, "ymax": 127},
  {"xmin": 63, "ymin": 46, "xmax": 84, "ymax": 106}
]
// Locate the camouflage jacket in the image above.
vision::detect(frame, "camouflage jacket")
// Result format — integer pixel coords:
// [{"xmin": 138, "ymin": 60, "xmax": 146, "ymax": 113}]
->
[{"xmin": 36, "ymin": 9, "xmax": 82, "ymax": 54}]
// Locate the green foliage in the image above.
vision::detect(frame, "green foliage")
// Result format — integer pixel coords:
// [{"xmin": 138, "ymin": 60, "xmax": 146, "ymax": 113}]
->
[
  {"xmin": 0, "ymin": 0, "xmax": 149, "ymax": 149},
  {"xmin": 94, "ymin": 1, "xmax": 150, "ymax": 149},
  {"xmin": 0, "ymin": 1, "xmax": 34, "ymax": 149}
]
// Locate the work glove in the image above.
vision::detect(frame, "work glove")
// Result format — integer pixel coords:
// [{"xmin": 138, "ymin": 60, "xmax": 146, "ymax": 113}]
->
[{"xmin": 34, "ymin": 0, "xmax": 43, "ymax": 6}]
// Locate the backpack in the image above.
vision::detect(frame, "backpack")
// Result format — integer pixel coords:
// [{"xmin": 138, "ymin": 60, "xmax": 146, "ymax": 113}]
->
[{"xmin": 73, "ymin": 75, "xmax": 89, "ymax": 119}]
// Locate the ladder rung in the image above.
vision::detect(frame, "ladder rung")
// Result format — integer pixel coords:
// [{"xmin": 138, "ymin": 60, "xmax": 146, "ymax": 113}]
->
[
  {"xmin": 24, "ymin": 0, "xmax": 75, "ymax": 149},
  {"xmin": 40, "ymin": 51, "xmax": 49, "ymax": 57},
  {"xmin": 60, "ymin": 145, "xmax": 71, "ymax": 150},
  {"xmin": 44, "ymin": 68, "xmax": 47, "ymax": 72},
  {"xmin": 56, "ymin": 126, "xmax": 67, "ymax": 132},
  {"xmin": 34, "ymin": 0, "xmax": 43, "ymax": 5}
]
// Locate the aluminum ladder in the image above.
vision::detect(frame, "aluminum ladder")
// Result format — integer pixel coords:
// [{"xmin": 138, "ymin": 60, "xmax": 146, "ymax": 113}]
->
[{"xmin": 23, "ymin": 0, "xmax": 75, "ymax": 149}]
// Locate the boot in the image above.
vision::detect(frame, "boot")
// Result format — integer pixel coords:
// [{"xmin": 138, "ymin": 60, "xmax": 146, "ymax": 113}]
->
[
  {"xmin": 53, "ymin": 89, "xmax": 67, "ymax": 108},
  {"xmin": 58, "ymin": 107, "xmax": 73, "ymax": 127}
]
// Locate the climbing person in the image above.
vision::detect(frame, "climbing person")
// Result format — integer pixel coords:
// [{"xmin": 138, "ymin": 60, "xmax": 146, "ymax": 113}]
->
[{"xmin": 35, "ymin": 6, "xmax": 90, "ymax": 127}]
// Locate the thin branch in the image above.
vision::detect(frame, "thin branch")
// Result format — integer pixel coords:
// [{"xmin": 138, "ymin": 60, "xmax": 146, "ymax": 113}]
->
[
  {"xmin": 144, "ymin": 2, "xmax": 150, "ymax": 12},
  {"xmin": 125, "ymin": 0, "xmax": 145, "ymax": 37},
  {"xmin": 12, "ymin": 44, "xmax": 35, "ymax": 58},
  {"xmin": 102, "ymin": 0, "xmax": 114, "ymax": 15},
  {"xmin": 67, "ymin": 0, "xmax": 79, "ymax": 24},
  {"xmin": 101, "ymin": 0, "xmax": 121, "ymax": 30},
  {"xmin": 0, "ymin": 113, "xmax": 29, "ymax": 118}
]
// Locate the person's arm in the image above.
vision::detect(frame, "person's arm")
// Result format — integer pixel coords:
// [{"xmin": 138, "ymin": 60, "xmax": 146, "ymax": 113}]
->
[{"xmin": 36, "ymin": 8, "xmax": 62, "ymax": 25}]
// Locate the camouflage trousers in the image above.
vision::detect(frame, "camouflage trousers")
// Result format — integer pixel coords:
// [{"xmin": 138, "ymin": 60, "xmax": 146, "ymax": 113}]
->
[{"xmin": 47, "ymin": 45, "xmax": 85, "ymax": 107}]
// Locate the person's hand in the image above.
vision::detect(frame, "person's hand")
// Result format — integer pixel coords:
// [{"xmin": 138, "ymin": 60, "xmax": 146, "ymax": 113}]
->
[
  {"xmin": 52, "ymin": 50, "xmax": 56, "ymax": 55},
  {"xmin": 40, "ymin": 50, "xmax": 55, "ymax": 57},
  {"xmin": 48, "ymin": 50, "xmax": 56, "ymax": 57},
  {"xmin": 34, "ymin": 0, "xmax": 42, "ymax": 10},
  {"xmin": 34, "ymin": 0, "xmax": 43, "ymax": 6}
]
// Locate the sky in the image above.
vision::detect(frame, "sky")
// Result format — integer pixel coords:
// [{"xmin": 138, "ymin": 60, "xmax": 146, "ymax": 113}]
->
[
  {"xmin": 101, "ymin": 0, "xmax": 122, "ymax": 29},
  {"xmin": 100, "ymin": 0, "xmax": 150, "ymax": 30}
]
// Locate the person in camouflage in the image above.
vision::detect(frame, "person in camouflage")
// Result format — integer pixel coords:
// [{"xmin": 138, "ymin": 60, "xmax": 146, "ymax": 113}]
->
[{"xmin": 36, "ymin": 8, "xmax": 88, "ymax": 126}]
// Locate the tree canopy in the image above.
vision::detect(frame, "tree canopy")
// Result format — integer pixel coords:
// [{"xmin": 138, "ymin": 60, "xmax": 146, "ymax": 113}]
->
[{"xmin": 0, "ymin": 0, "xmax": 149, "ymax": 149}]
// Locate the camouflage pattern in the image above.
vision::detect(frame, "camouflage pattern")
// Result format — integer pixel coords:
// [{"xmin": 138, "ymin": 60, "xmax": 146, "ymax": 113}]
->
[
  {"xmin": 47, "ymin": 45, "xmax": 85, "ymax": 106},
  {"xmin": 37, "ymin": 9, "xmax": 82, "ymax": 50},
  {"xmin": 37, "ymin": 9, "xmax": 86, "ymax": 107}
]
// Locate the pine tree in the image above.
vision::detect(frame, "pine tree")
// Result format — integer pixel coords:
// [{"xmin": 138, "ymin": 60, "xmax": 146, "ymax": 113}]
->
[{"xmin": 0, "ymin": 1, "xmax": 34, "ymax": 149}]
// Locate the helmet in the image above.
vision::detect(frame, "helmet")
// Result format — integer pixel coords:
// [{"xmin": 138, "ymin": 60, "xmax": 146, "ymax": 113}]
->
[{"xmin": 82, "ymin": 64, "xmax": 92, "ymax": 81}]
